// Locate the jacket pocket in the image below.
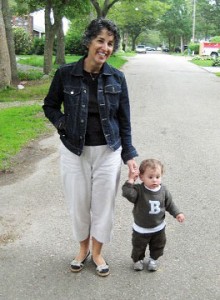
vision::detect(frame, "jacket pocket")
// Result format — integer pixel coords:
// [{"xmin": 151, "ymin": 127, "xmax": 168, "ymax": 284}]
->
[
  {"xmin": 64, "ymin": 87, "xmax": 81, "ymax": 106},
  {"xmin": 104, "ymin": 84, "xmax": 121, "ymax": 109}
]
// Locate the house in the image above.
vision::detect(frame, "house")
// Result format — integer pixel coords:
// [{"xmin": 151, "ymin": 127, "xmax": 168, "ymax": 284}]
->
[{"xmin": 12, "ymin": 10, "xmax": 69, "ymax": 38}]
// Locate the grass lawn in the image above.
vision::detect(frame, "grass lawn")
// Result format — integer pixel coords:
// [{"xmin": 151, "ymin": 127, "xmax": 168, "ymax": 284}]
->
[
  {"xmin": 0, "ymin": 80, "xmax": 50, "ymax": 102},
  {"xmin": 17, "ymin": 53, "xmax": 130, "ymax": 70},
  {"xmin": 0, "ymin": 105, "xmax": 50, "ymax": 170}
]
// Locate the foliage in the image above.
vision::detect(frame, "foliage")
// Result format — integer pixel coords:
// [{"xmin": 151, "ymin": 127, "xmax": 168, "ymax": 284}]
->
[
  {"xmin": 210, "ymin": 36, "xmax": 220, "ymax": 43},
  {"xmin": 65, "ymin": 18, "xmax": 90, "ymax": 55},
  {"xmin": 0, "ymin": 105, "xmax": 49, "ymax": 170},
  {"xmin": 188, "ymin": 43, "xmax": 199, "ymax": 55},
  {"xmin": 159, "ymin": 0, "xmax": 191, "ymax": 50},
  {"xmin": 13, "ymin": 26, "xmax": 33, "ymax": 54},
  {"xmin": 212, "ymin": 58, "xmax": 220, "ymax": 67},
  {"xmin": 18, "ymin": 69, "xmax": 44, "ymax": 80},
  {"xmin": 109, "ymin": 0, "xmax": 169, "ymax": 50},
  {"xmin": 31, "ymin": 37, "xmax": 45, "ymax": 55},
  {"xmin": 194, "ymin": 0, "xmax": 220, "ymax": 41}
]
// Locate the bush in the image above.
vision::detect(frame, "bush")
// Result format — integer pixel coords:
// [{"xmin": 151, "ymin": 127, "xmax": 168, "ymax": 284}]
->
[
  {"xmin": 65, "ymin": 18, "xmax": 90, "ymax": 55},
  {"xmin": 13, "ymin": 27, "xmax": 33, "ymax": 55},
  {"xmin": 188, "ymin": 43, "xmax": 199, "ymax": 55},
  {"xmin": 212, "ymin": 58, "xmax": 220, "ymax": 67},
  {"xmin": 31, "ymin": 37, "xmax": 45, "ymax": 55}
]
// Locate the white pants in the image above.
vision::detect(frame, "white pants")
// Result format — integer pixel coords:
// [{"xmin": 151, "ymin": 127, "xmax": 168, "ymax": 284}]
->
[{"xmin": 60, "ymin": 143, "xmax": 122, "ymax": 244}]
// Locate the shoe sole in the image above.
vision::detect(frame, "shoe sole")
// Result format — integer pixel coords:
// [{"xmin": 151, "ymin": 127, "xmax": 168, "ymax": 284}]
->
[
  {"xmin": 70, "ymin": 266, "xmax": 83, "ymax": 273},
  {"xmin": 96, "ymin": 270, "xmax": 110, "ymax": 277}
]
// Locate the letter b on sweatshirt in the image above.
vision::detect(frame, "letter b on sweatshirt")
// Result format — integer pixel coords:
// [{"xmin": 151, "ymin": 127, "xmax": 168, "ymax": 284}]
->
[{"xmin": 149, "ymin": 200, "xmax": 160, "ymax": 214}]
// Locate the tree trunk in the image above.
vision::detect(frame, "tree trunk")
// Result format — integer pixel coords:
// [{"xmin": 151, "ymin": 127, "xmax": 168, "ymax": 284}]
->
[
  {"xmin": 2, "ymin": 0, "xmax": 18, "ymax": 83},
  {"xmin": 90, "ymin": 0, "xmax": 120, "ymax": 18},
  {"xmin": 43, "ymin": 3, "xmax": 59, "ymax": 74},
  {"xmin": 0, "ymin": 0, "xmax": 11, "ymax": 88},
  {"xmin": 54, "ymin": 18, "xmax": 66, "ymax": 66}
]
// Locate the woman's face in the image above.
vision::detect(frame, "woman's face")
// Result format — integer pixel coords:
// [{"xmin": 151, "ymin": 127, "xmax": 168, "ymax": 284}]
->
[{"xmin": 87, "ymin": 29, "xmax": 115, "ymax": 67}]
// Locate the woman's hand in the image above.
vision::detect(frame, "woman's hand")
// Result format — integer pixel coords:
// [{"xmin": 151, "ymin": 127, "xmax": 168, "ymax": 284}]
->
[{"xmin": 126, "ymin": 159, "xmax": 138, "ymax": 174}]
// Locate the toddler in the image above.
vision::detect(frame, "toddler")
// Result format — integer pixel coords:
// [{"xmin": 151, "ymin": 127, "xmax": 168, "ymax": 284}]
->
[{"xmin": 122, "ymin": 159, "xmax": 185, "ymax": 271}]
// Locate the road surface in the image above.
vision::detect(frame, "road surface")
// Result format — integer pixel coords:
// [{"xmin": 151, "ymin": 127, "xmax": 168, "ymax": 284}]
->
[{"xmin": 0, "ymin": 53, "xmax": 220, "ymax": 300}]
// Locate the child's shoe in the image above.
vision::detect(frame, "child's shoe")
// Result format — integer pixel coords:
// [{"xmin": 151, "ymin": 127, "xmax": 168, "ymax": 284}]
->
[
  {"xmin": 147, "ymin": 258, "xmax": 159, "ymax": 271},
  {"xmin": 133, "ymin": 260, "xmax": 144, "ymax": 271}
]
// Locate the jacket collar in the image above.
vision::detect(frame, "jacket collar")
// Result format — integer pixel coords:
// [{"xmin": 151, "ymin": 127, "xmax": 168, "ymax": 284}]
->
[{"xmin": 70, "ymin": 56, "xmax": 113, "ymax": 77}]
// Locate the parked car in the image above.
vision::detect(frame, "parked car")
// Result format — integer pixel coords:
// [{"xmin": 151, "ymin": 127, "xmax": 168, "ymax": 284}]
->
[
  {"xmin": 175, "ymin": 45, "xmax": 188, "ymax": 53},
  {"xmin": 162, "ymin": 47, "xmax": 169, "ymax": 52},
  {"xmin": 135, "ymin": 45, "xmax": 146, "ymax": 54},
  {"xmin": 146, "ymin": 46, "xmax": 156, "ymax": 51}
]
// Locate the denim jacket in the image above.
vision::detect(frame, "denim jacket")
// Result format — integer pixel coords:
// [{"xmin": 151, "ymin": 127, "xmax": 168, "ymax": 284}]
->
[{"xmin": 43, "ymin": 57, "xmax": 138, "ymax": 163}]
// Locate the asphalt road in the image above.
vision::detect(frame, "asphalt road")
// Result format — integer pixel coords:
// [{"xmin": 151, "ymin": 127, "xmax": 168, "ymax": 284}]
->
[{"xmin": 1, "ymin": 53, "xmax": 220, "ymax": 300}]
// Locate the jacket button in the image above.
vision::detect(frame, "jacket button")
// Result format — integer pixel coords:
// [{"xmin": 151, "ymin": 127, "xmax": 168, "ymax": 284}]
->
[
  {"xmin": 70, "ymin": 91, "xmax": 74, "ymax": 94},
  {"xmin": 81, "ymin": 119, "xmax": 84, "ymax": 123}
]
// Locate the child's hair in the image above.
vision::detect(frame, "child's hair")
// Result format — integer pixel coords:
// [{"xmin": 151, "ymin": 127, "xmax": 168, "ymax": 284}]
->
[{"xmin": 139, "ymin": 159, "xmax": 164, "ymax": 175}]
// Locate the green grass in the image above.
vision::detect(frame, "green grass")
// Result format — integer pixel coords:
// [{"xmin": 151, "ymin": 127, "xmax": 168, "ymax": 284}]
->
[
  {"xmin": 17, "ymin": 53, "xmax": 131, "ymax": 69},
  {"xmin": 0, "ymin": 105, "xmax": 50, "ymax": 170},
  {"xmin": 18, "ymin": 69, "xmax": 44, "ymax": 81},
  {"xmin": 0, "ymin": 80, "xmax": 50, "ymax": 102},
  {"xmin": 190, "ymin": 57, "xmax": 214, "ymax": 67}
]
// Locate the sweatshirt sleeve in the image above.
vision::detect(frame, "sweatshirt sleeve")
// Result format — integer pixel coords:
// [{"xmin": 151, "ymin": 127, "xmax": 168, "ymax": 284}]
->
[
  {"xmin": 122, "ymin": 181, "xmax": 138, "ymax": 204},
  {"xmin": 164, "ymin": 187, "xmax": 181, "ymax": 217}
]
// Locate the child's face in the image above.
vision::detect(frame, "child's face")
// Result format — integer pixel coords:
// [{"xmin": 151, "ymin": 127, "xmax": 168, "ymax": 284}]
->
[{"xmin": 139, "ymin": 166, "xmax": 162, "ymax": 189}]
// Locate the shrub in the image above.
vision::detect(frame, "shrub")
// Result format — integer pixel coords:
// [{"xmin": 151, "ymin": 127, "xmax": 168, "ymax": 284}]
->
[
  {"xmin": 188, "ymin": 43, "xmax": 199, "ymax": 54},
  {"xmin": 13, "ymin": 27, "xmax": 33, "ymax": 55},
  {"xmin": 31, "ymin": 37, "xmax": 45, "ymax": 55},
  {"xmin": 65, "ymin": 18, "xmax": 90, "ymax": 55},
  {"xmin": 212, "ymin": 58, "xmax": 220, "ymax": 67}
]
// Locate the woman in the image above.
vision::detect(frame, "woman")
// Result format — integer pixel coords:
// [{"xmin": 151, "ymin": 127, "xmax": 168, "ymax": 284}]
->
[{"xmin": 43, "ymin": 18, "xmax": 138, "ymax": 277}]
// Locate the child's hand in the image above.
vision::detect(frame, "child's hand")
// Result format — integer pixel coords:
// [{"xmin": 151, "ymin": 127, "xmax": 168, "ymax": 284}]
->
[
  {"xmin": 127, "ymin": 169, "xmax": 139, "ymax": 184},
  {"xmin": 176, "ymin": 213, "xmax": 185, "ymax": 223}
]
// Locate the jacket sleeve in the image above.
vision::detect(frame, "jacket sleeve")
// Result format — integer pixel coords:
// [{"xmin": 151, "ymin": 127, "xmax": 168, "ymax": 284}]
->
[
  {"xmin": 164, "ymin": 187, "xmax": 181, "ymax": 217},
  {"xmin": 122, "ymin": 181, "xmax": 138, "ymax": 204},
  {"xmin": 118, "ymin": 73, "xmax": 138, "ymax": 163},
  {"xmin": 42, "ymin": 68, "xmax": 66, "ymax": 133}
]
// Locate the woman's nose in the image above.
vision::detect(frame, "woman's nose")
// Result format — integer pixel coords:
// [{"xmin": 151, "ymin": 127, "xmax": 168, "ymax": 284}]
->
[{"xmin": 102, "ymin": 42, "xmax": 108, "ymax": 51}]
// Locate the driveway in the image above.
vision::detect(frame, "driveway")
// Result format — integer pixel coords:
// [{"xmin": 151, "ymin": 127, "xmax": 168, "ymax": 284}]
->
[{"xmin": 0, "ymin": 53, "xmax": 220, "ymax": 300}]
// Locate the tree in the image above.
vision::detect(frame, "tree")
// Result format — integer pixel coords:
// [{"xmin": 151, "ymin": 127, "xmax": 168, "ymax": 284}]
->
[
  {"xmin": 2, "ymin": 0, "xmax": 18, "ymax": 82},
  {"xmin": 0, "ymin": 0, "xmax": 11, "ymax": 88},
  {"xmin": 109, "ymin": 1, "xmax": 168, "ymax": 50},
  {"xmin": 159, "ymin": 0, "xmax": 191, "ymax": 51},
  {"xmin": 90, "ymin": 0, "xmax": 120, "ymax": 18}
]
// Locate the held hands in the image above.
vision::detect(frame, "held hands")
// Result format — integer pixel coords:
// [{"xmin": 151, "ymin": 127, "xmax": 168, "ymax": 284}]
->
[
  {"xmin": 176, "ymin": 213, "xmax": 185, "ymax": 223},
  {"xmin": 126, "ymin": 159, "xmax": 139, "ymax": 184}
]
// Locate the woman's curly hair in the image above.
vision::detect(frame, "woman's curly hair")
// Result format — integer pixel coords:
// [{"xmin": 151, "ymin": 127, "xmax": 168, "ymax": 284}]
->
[{"xmin": 82, "ymin": 18, "xmax": 121, "ymax": 53}]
